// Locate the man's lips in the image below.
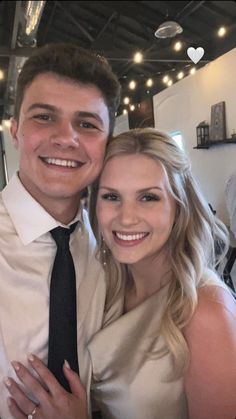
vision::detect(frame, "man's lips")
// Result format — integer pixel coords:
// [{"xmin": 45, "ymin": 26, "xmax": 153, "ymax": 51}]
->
[{"xmin": 40, "ymin": 157, "xmax": 85, "ymax": 168}]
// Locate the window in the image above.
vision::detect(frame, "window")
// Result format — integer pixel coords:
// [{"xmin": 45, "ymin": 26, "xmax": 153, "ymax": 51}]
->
[{"xmin": 171, "ymin": 131, "xmax": 184, "ymax": 149}]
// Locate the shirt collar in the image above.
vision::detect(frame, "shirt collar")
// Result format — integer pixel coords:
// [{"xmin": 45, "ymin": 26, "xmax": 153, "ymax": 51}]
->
[{"xmin": 2, "ymin": 173, "xmax": 83, "ymax": 245}]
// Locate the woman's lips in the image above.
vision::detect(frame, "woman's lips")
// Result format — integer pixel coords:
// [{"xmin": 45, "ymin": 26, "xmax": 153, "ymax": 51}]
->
[{"xmin": 112, "ymin": 231, "xmax": 149, "ymax": 246}]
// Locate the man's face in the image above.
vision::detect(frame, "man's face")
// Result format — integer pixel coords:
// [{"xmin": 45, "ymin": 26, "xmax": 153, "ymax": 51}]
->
[{"xmin": 11, "ymin": 73, "xmax": 110, "ymax": 212}]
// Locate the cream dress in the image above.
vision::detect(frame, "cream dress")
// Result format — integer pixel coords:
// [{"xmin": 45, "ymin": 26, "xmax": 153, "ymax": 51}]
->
[{"xmin": 88, "ymin": 282, "xmax": 188, "ymax": 419}]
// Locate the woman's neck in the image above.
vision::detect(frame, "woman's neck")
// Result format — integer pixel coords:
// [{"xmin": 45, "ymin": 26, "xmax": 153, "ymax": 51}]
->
[{"xmin": 124, "ymin": 250, "xmax": 172, "ymax": 312}]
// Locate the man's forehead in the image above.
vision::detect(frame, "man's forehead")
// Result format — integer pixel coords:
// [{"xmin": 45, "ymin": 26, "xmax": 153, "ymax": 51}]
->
[{"xmin": 22, "ymin": 74, "xmax": 108, "ymax": 112}]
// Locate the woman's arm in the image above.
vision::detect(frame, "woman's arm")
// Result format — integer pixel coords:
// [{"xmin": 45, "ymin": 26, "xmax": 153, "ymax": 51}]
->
[
  {"xmin": 4, "ymin": 355, "xmax": 89, "ymax": 419},
  {"xmin": 184, "ymin": 286, "xmax": 236, "ymax": 419}
]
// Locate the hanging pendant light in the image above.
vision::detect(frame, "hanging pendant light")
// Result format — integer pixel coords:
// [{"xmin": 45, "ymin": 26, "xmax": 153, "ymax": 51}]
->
[{"xmin": 155, "ymin": 21, "xmax": 183, "ymax": 39}]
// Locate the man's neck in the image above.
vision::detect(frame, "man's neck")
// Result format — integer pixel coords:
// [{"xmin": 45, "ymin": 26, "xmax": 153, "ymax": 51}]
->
[
  {"xmin": 42, "ymin": 199, "xmax": 80, "ymax": 225},
  {"xmin": 17, "ymin": 172, "xmax": 81, "ymax": 225}
]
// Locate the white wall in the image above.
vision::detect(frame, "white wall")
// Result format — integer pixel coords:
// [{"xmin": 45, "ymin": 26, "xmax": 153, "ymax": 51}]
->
[
  {"xmin": 114, "ymin": 113, "xmax": 129, "ymax": 135},
  {"xmin": 153, "ymin": 47, "xmax": 236, "ymax": 224}
]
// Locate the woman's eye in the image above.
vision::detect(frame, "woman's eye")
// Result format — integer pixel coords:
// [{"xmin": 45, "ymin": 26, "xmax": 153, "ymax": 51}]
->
[
  {"xmin": 101, "ymin": 193, "xmax": 119, "ymax": 201},
  {"xmin": 141, "ymin": 194, "xmax": 160, "ymax": 202}
]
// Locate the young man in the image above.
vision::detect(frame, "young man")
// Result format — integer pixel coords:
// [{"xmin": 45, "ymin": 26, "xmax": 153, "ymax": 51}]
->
[{"xmin": 0, "ymin": 43, "xmax": 120, "ymax": 419}]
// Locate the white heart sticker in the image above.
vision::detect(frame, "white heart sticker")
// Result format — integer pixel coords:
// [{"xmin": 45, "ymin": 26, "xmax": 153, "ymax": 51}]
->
[{"xmin": 187, "ymin": 47, "xmax": 204, "ymax": 64}]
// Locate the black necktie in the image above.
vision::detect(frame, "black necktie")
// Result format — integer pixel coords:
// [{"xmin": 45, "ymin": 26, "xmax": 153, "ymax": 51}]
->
[{"xmin": 48, "ymin": 222, "xmax": 79, "ymax": 391}]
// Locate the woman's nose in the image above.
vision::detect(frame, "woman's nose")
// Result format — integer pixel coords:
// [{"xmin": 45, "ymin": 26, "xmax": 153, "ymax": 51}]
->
[{"xmin": 118, "ymin": 202, "xmax": 139, "ymax": 226}]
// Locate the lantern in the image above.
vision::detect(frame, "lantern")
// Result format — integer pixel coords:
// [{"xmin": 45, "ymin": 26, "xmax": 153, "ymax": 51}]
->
[{"xmin": 196, "ymin": 122, "xmax": 209, "ymax": 146}]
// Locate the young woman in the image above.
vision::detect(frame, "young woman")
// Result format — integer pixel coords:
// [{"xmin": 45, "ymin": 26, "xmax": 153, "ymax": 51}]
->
[{"xmin": 6, "ymin": 129, "xmax": 236, "ymax": 419}]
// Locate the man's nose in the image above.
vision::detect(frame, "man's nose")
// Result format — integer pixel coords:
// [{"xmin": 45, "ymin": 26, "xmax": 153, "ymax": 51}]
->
[{"xmin": 50, "ymin": 121, "xmax": 79, "ymax": 148}]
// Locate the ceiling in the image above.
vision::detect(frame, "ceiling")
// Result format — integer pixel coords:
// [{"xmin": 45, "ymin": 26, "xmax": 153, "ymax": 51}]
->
[{"xmin": 1, "ymin": 0, "xmax": 236, "ymax": 122}]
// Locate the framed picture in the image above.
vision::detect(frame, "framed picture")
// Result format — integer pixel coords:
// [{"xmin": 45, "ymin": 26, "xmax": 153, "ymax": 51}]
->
[{"xmin": 210, "ymin": 101, "xmax": 226, "ymax": 141}]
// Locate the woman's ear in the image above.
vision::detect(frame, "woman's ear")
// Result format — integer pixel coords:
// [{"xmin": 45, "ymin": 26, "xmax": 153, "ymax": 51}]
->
[{"xmin": 10, "ymin": 118, "xmax": 19, "ymax": 149}]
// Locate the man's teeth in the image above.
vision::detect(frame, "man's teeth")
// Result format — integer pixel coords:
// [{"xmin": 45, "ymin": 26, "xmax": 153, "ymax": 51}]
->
[
  {"xmin": 116, "ymin": 232, "xmax": 147, "ymax": 241},
  {"xmin": 43, "ymin": 158, "xmax": 78, "ymax": 168}
]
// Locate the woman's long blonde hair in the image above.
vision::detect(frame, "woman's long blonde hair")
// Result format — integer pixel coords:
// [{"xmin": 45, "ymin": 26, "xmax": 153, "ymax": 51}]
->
[{"xmin": 90, "ymin": 128, "xmax": 229, "ymax": 375}]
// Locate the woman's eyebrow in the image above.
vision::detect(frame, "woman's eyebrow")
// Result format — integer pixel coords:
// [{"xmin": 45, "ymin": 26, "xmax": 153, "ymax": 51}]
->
[
  {"xmin": 136, "ymin": 186, "xmax": 163, "ymax": 192},
  {"xmin": 99, "ymin": 186, "xmax": 117, "ymax": 191}
]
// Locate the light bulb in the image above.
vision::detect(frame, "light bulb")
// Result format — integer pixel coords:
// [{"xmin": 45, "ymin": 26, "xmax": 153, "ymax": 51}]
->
[
  {"xmin": 129, "ymin": 80, "xmax": 136, "ymax": 90},
  {"xmin": 218, "ymin": 27, "xmax": 226, "ymax": 37},
  {"xmin": 146, "ymin": 78, "xmax": 153, "ymax": 87},
  {"xmin": 133, "ymin": 52, "xmax": 143, "ymax": 63}
]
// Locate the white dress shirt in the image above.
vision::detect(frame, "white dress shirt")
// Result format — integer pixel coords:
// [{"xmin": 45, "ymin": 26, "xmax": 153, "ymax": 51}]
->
[
  {"xmin": 0, "ymin": 173, "xmax": 110, "ymax": 419},
  {"xmin": 225, "ymin": 172, "xmax": 236, "ymax": 242}
]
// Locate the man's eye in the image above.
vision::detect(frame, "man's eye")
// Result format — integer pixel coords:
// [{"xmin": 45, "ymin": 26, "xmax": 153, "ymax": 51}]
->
[
  {"xmin": 79, "ymin": 121, "xmax": 98, "ymax": 129},
  {"xmin": 101, "ymin": 193, "xmax": 119, "ymax": 201},
  {"xmin": 141, "ymin": 194, "xmax": 160, "ymax": 202},
  {"xmin": 33, "ymin": 114, "xmax": 52, "ymax": 121}
]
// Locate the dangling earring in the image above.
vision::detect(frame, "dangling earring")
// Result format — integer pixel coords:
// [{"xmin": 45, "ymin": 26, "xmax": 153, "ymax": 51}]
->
[{"xmin": 101, "ymin": 237, "xmax": 107, "ymax": 267}]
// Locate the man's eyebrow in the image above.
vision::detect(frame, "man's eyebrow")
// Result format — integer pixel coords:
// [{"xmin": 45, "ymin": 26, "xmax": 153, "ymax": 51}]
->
[
  {"xmin": 76, "ymin": 111, "xmax": 104, "ymax": 125},
  {"xmin": 26, "ymin": 105, "xmax": 104, "ymax": 125},
  {"xmin": 27, "ymin": 103, "xmax": 58, "ymax": 113}
]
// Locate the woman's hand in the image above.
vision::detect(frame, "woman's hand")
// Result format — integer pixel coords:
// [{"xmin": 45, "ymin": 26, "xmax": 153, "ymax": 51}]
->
[{"xmin": 4, "ymin": 354, "xmax": 89, "ymax": 419}]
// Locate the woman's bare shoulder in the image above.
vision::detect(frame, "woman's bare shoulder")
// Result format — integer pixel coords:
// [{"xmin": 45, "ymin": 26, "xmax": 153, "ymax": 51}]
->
[
  {"xmin": 197, "ymin": 284, "xmax": 236, "ymax": 317},
  {"xmin": 183, "ymin": 285, "xmax": 236, "ymax": 419},
  {"xmin": 195, "ymin": 285, "xmax": 236, "ymax": 323},
  {"xmin": 184, "ymin": 284, "xmax": 236, "ymax": 357}
]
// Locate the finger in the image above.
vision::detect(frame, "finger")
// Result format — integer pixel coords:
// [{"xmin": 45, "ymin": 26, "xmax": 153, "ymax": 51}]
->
[
  {"xmin": 28, "ymin": 354, "xmax": 66, "ymax": 397},
  {"xmin": 63, "ymin": 360, "xmax": 87, "ymax": 401},
  {"xmin": 4, "ymin": 377, "xmax": 36, "ymax": 416},
  {"xmin": 11, "ymin": 360, "xmax": 49, "ymax": 405},
  {"xmin": 7, "ymin": 397, "xmax": 27, "ymax": 419}
]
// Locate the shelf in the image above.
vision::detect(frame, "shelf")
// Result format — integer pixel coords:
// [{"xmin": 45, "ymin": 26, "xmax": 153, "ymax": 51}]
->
[{"xmin": 194, "ymin": 138, "xmax": 236, "ymax": 149}]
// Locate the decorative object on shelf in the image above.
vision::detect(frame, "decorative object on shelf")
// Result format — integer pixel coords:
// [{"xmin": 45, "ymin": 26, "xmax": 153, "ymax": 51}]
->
[
  {"xmin": 196, "ymin": 121, "xmax": 209, "ymax": 146},
  {"xmin": 210, "ymin": 101, "xmax": 226, "ymax": 142},
  {"xmin": 231, "ymin": 129, "xmax": 236, "ymax": 140}
]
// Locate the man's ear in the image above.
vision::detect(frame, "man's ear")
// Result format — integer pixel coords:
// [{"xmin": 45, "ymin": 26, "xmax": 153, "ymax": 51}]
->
[{"xmin": 10, "ymin": 118, "xmax": 19, "ymax": 149}]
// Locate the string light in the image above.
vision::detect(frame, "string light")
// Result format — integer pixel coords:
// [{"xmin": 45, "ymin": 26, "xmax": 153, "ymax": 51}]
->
[
  {"xmin": 218, "ymin": 27, "xmax": 226, "ymax": 37},
  {"xmin": 133, "ymin": 52, "xmax": 143, "ymax": 63},
  {"xmin": 129, "ymin": 80, "xmax": 136, "ymax": 90},
  {"xmin": 190, "ymin": 67, "xmax": 196, "ymax": 75},
  {"xmin": 163, "ymin": 75, "xmax": 169, "ymax": 84},
  {"xmin": 118, "ymin": 61, "xmax": 207, "ymax": 117},
  {"xmin": 177, "ymin": 71, "xmax": 184, "ymax": 80},
  {"xmin": 174, "ymin": 41, "xmax": 182, "ymax": 51},
  {"xmin": 3, "ymin": 120, "xmax": 11, "ymax": 128},
  {"xmin": 146, "ymin": 78, "xmax": 153, "ymax": 87}
]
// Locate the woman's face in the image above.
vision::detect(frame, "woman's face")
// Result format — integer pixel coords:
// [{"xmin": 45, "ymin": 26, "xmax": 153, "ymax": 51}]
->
[{"xmin": 96, "ymin": 153, "xmax": 176, "ymax": 266}]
